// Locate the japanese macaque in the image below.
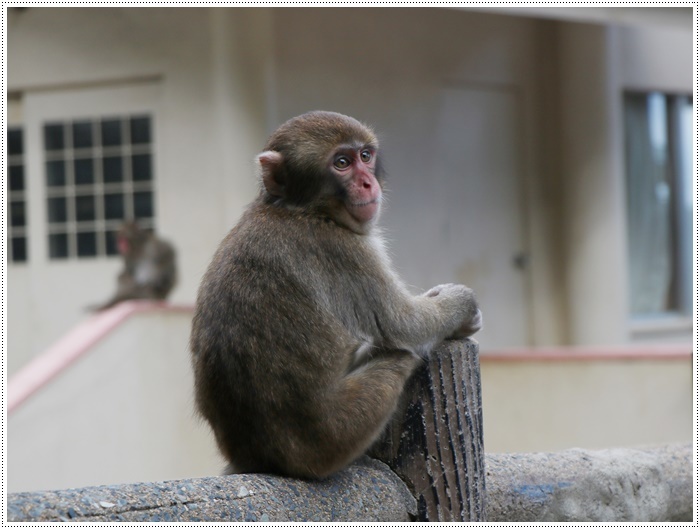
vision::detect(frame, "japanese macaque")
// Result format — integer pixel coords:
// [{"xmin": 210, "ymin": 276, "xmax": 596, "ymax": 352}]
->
[
  {"xmin": 93, "ymin": 221, "xmax": 177, "ymax": 311},
  {"xmin": 190, "ymin": 111, "xmax": 482, "ymax": 479}
]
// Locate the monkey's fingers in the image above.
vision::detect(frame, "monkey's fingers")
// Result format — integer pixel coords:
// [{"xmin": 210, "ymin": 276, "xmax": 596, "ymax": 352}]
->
[{"xmin": 450, "ymin": 308, "xmax": 483, "ymax": 339}]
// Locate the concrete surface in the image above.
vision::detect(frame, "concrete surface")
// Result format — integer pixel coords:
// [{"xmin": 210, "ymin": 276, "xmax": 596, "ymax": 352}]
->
[
  {"xmin": 8, "ymin": 444, "xmax": 691, "ymax": 522},
  {"xmin": 485, "ymin": 443, "xmax": 692, "ymax": 522},
  {"xmin": 7, "ymin": 457, "xmax": 416, "ymax": 522}
]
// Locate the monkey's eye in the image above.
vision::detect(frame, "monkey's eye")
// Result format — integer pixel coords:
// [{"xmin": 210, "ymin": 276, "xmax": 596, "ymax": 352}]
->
[
  {"xmin": 333, "ymin": 156, "xmax": 351, "ymax": 170},
  {"xmin": 360, "ymin": 150, "xmax": 372, "ymax": 163}
]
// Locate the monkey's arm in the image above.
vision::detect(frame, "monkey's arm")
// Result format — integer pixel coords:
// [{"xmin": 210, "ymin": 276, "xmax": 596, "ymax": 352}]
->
[
  {"xmin": 339, "ymin": 235, "xmax": 479, "ymax": 356},
  {"xmin": 373, "ymin": 283, "xmax": 480, "ymax": 358}
]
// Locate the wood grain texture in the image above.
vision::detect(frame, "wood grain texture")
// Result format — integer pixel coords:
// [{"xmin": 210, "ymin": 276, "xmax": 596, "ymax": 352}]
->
[{"xmin": 369, "ymin": 338, "xmax": 485, "ymax": 522}]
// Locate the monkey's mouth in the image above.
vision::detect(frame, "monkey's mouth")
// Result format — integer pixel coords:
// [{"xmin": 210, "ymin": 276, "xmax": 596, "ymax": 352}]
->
[
  {"xmin": 347, "ymin": 198, "xmax": 381, "ymax": 224},
  {"xmin": 349, "ymin": 198, "xmax": 379, "ymax": 208}
]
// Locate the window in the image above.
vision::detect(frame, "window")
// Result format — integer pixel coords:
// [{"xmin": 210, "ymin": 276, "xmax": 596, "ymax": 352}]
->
[
  {"xmin": 43, "ymin": 114, "xmax": 155, "ymax": 259},
  {"xmin": 624, "ymin": 92, "xmax": 693, "ymax": 318},
  {"xmin": 8, "ymin": 126, "xmax": 28, "ymax": 263}
]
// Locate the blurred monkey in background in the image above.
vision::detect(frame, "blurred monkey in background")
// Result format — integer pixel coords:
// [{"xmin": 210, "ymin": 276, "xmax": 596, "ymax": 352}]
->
[{"xmin": 92, "ymin": 221, "xmax": 177, "ymax": 311}]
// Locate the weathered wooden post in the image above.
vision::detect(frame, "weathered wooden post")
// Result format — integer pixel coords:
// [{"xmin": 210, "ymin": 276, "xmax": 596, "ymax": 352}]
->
[{"xmin": 369, "ymin": 338, "xmax": 485, "ymax": 522}]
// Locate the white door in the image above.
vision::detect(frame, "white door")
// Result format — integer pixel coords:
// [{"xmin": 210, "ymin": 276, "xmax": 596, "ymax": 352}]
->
[
  {"xmin": 427, "ymin": 86, "xmax": 530, "ymax": 349},
  {"xmin": 271, "ymin": 7, "xmax": 537, "ymax": 349},
  {"xmin": 8, "ymin": 83, "xmax": 161, "ymax": 371}
]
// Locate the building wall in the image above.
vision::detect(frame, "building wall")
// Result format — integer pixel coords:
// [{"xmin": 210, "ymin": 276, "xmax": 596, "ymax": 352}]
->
[
  {"xmin": 555, "ymin": 20, "xmax": 693, "ymax": 347},
  {"xmin": 7, "ymin": 8, "xmax": 269, "ymax": 373},
  {"xmin": 618, "ymin": 23, "xmax": 693, "ymax": 92},
  {"xmin": 270, "ymin": 8, "xmax": 548, "ymax": 349},
  {"xmin": 7, "ymin": 309, "xmax": 222, "ymax": 493},
  {"xmin": 7, "ymin": 8, "xmax": 692, "ymax": 364},
  {"xmin": 616, "ymin": 23, "xmax": 694, "ymax": 346},
  {"xmin": 267, "ymin": 8, "xmax": 693, "ymax": 348},
  {"xmin": 481, "ymin": 354, "xmax": 692, "ymax": 453}
]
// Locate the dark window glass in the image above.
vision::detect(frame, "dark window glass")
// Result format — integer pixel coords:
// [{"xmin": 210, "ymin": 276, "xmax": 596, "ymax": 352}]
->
[
  {"xmin": 9, "ymin": 165, "xmax": 24, "ymax": 191},
  {"xmin": 74, "ymin": 158, "xmax": 95, "ymax": 185},
  {"xmin": 10, "ymin": 200, "xmax": 26, "ymax": 227},
  {"xmin": 625, "ymin": 92, "xmax": 693, "ymax": 316},
  {"xmin": 105, "ymin": 230, "xmax": 119, "ymax": 256},
  {"xmin": 77, "ymin": 231, "xmax": 97, "ymax": 257},
  {"xmin": 72, "ymin": 121, "xmax": 93, "ymax": 149},
  {"xmin": 103, "ymin": 156, "xmax": 124, "ymax": 183},
  {"xmin": 8, "ymin": 128, "xmax": 23, "ymax": 155},
  {"xmin": 49, "ymin": 233, "xmax": 69, "ymax": 259},
  {"xmin": 47, "ymin": 197, "xmax": 68, "ymax": 223},
  {"xmin": 75, "ymin": 195, "xmax": 96, "ymax": 222},
  {"xmin": 133, "ymin": 191, "xmax": 153, "ymax": 218},
  {"xmin": 130, "ymin": 116, "xmax": 151, "ymax": 144},
  {"xmin": 104, "ymin": 193, "xmax": 125, "ymax": 220},
  {"xmin": 41, "ymin": 115, "xmax": 155, "ymax": 260},
  {"xmin": 132, "ymin": 153, "xmax": 152, "ymax": 181},
  {"xmin": 8, "ymin": 127, "xmax": 27, "ymax": 263},
  {"xmin": 101, "ymin": 119, "xmax": 122, "ymax": 147},
  {"xmin": 46, "ymin": 160, "xmax": 66, "ymax": 187},
  {"xmin": 12, "ymin": 237, "xmax": 27, "ymax": 262},
  {"xmin": 44, "ymin": 123, "xmax": 65, "ymax": 151}
]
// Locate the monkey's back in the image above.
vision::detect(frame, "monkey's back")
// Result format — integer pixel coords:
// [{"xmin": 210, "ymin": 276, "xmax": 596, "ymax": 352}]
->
[
  {"xmin": 140, "ymin": 238, "xmax": 177, "ymax": 299},
  {"xmin": 190, "ymin": 201, "xmax": 361, "ymax": 474}
]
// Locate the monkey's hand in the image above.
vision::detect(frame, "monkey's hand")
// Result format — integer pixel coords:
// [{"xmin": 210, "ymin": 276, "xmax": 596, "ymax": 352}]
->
[
  {"xmin": 424, "ymin": 283, "xmax": 482, "ymax": 339},
  {"xmin": 450, "ymin": 307, "xmax": 482, "ymax": 339}
]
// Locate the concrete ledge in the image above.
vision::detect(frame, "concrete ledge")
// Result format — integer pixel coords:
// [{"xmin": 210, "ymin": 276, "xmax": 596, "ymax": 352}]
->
[
  {"xmin": 485, "ymin": 443, "xmax": 692, "ymax": 522},
  {"xmin": 8, "ymin": 444, "xmax": 691, "ymax": 522},
  {"xmin": 7, "ymin": 457, "xmax": 416, "ymax": 522}
]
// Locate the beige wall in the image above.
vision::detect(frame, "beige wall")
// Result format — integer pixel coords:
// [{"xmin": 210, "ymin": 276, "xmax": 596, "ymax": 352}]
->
[
  {"xmin": 557, "ymin": 23, "xmax": 629, "ymax": 346},
  {"xmin": 481, "ymin": 355, "xmax": 692, "ymax": 453},
  {"xmin": 7, "ymin": 310, "xmax": 221, "ymax": 493},
  {"xmin": 618, "ymin": 23, "xmax": 694, "ymax": 91}
]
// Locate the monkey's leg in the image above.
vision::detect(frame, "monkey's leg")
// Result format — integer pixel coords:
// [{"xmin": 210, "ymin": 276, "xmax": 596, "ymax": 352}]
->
[{"xmin": 288, "ymin": 351, "xmax": 420, "ymax": 479}]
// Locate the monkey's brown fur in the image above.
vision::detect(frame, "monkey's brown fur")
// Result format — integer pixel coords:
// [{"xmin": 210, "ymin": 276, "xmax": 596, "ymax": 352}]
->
[{"xmin": 190, "ymin": 111, "xmax": 481, "ymax": 479}]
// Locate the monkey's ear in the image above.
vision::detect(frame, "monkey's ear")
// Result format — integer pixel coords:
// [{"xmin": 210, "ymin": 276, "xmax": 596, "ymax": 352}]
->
[{"xmin": 257, "ymin": 150, "xmax": 286, "ymax": 198}]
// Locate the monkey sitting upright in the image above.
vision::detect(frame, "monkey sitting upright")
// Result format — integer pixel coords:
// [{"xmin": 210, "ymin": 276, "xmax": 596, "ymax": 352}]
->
[
  {"xmin": 190, "ymin": 111, "xmax": 482, "ymax": 479},
  {"xmin": 93, "ymin": 221, "xmax": 177, "ymax": 311}
]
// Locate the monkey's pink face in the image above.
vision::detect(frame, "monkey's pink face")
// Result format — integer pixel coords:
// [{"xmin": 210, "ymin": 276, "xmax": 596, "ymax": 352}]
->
[
  {"xmin": 331, "ymin": 146, "xmax": 382, "ymax": 224},
  {"xmin": 117, "ymin": 236, "xmax": 130, "ymax": 255}
]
